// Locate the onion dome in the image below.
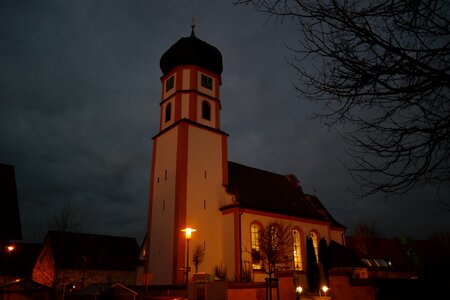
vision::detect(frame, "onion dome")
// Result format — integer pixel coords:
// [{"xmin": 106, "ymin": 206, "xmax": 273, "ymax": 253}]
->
[{"xmin": 160, "ymin": 29, "xmax": 223, "ymax": 76}]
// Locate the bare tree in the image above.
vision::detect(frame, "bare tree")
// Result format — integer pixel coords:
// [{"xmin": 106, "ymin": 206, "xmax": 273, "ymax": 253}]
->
[
  {"xmin": 257, "ymin": 221, "xmax": 292, "ymax": 299},
  {"xmin": 48, "ymin": 199, "xmax": 85, "ymax": 233},
  {"xmin": 192, "ymin": 244, "xmax": 205, "ymax": 274},
  {"xmin": 46, "ymin": 199, "xmax": 85, "ymax": 299},
  {"xmin": 306, "ymin": 236, "xmax": 320, "ymax": 292},
  {"xmin": 353, "ymin": 222, "xmax": 384, "ymax": 259},
  {"xmin": 236, "ymin": 0, "xmax": 450, "ymax": 196}
]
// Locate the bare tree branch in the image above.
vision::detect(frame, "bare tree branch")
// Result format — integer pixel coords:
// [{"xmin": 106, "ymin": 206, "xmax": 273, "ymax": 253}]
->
[{"xmin": 236, "ymin": 0, "xmax": 450, "ymax": 196}]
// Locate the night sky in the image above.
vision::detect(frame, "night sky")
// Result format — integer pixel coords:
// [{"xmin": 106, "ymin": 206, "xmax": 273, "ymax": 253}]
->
[{"xmin": 1, "ymin": 0, "xmax": 449, "ymax": 243}]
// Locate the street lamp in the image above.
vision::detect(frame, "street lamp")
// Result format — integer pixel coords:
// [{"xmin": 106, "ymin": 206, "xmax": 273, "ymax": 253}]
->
[
  {"xmin": 181, "ymin": 227, "xmax": 196, "ymax": 296},
  {"xmin": 321, "ymin": 285, "xmax": 329, "ymax": 297},
  {"xmin": 295, "ymin": 286, "xmax": 302, "ymax": 300}
]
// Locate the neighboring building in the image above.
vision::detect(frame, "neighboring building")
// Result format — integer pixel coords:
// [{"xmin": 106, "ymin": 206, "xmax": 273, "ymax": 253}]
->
[
  {"xmin": 345, "ymin": 236, "xmax": 450, "ymax": 280},
  {"xmin": 0, "ymin": 278, "xmax": 52, "ymax": 300},
  {"xmin": 33, "ymin": 231, "xmax": 139, "ymax": 294},
  {"xmin": 0, "ymin": 241, "xmax": 41, "ymax": 285},
  {"xmin": 0, "ymin": 163, "xmax": 22, "ymax": 242},
  {"xmin": 142, "ymin": 28, "xmax": 346, "ymax": 296}
]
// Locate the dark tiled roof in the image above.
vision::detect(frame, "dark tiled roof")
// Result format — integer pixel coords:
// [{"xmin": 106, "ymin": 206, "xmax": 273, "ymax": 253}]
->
[
  {"xmin": 0, "ymin": 242, "xmax": 41, "ymax": 277},
  {"xmin": 0, "ymin": 163, "xmax": 22, "ymax": 240},
  {"xmin": 225, "ymin": 161, "xmax": 345, "ymax": 228},
  {"xmin": 45, "ymin": 231, "xmax": 139, "ymax": 271}
]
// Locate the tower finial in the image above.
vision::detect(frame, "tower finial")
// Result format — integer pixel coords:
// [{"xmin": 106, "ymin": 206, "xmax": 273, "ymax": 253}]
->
[{"xmin": 191, "ymin": 18, "xmax": 196, "ymax": 36}]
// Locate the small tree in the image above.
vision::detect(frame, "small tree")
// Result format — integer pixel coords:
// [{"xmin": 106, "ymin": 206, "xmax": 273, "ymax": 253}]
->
[
  {"xmin": 258, "ymin": 221, "xmax": 292, "ymax": 300},
  {"xmin": 48, "ymin": 199, "xmax": 85, "ymax": 233},
  {"xmin": 259, "ymin": 221, "xmax": 292, "ymax": 279},
  {"xmin": 353, "ymin": 222, "xmax": 383, "ymax": 260},
  {"xmin": 306, "ymin": 236, "xmax": 320, "ymax": 293},
  {"xmin": 192, "ymin": 244, "xmax": 205, "ymax": 274},
  {"xmin": 46, "ymin": 200, "xmax": 86, "ymax": 298},
  {"xmin": 214, "ymin": 263, "xmax": 227, "ymax": 280},
  {"xmin": 318, "ymin": 238, "xmax": 329, "ymax": 284}
]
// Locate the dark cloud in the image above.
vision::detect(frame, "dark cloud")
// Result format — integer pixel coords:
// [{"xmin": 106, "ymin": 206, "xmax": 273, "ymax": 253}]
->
[{"xmin": 1, "ymin": 0, "xmax": 448, "ymax": 243}]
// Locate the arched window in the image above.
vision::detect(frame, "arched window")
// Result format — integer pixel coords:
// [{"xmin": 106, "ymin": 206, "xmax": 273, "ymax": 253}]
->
[
  {"xmin": 293, "ymin": 229, "xmax": 303, "ymax": 271},
  {"xmin": 165, "ymin": 103, "xmax": 172, "ymax": 122},
  {"xmin": 251, "ymin": 223, "xmax": 262, "ymax": 270},
  {"xmin": 201, "ymin": 101, "xmax": 211, "ymax": 120},
  {"xmin": 310, "ymin": 231, "xmax": 319, "ymax": 262}
]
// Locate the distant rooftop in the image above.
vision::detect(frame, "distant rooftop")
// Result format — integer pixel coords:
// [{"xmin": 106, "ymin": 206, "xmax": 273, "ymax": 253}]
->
[{"xmin": 44, "ymin": 231, "xmax": 139, "ymax": 271}]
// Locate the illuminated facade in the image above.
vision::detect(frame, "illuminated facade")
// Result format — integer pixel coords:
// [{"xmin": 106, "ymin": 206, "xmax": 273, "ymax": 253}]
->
[{"xmin": 143, "ymin": 29, "xmax": 345, "ymax": 287}]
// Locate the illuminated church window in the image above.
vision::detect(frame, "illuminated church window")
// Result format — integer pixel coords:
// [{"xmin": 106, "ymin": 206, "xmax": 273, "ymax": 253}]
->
[
  {"xmin": 293, "ymin": 229, "xmax": 303, "ymax": 270},
  {"xmin": 251, "ymin": 223, "xmax": 262, "ymax": 270},
  {"xmin": 310, "ymin": 231, "xmax": 319, "ymax": 262},
  {"xmin": 202, "ymin": 101, "xmax": 211, "ymax": 120}
]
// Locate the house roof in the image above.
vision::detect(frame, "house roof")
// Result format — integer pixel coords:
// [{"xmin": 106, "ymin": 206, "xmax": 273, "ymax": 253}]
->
[
  {"xmin": 0, "ymin": 163, "xmax": 22, "ymax": 240},
  {"xmin": 44, "ymin": 231, "xmax": 139, "ymax": 271},
  {"xmin": 327, "ymin": 240, "xmax": 366, "ymax": 268},
  {"xmin": 225, "ymin": 161, "xmax": 345, "ymax": 228},
  {"xmin": 345, "ymin": 236, "xmax": 449, "ymax": 271},
  {"xmin": 0, "ymin": 242, "xmax": 41, "ymax": 277}
]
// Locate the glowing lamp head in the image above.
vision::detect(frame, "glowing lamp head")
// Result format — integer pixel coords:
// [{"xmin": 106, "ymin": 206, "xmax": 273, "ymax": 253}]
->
[
  {"xmin": 322, "ymin": 285, "xmax": 329, "ymax": 293},
  {"xmin": 296, "ymin": 286, "xmax": 302, "ymax": 294},
  {"xmin": 181, "ymin": 227, "xmax": 196, "ymax": 240},
  {"xmin": 6, "ymin": 245, "xmax": 15, "ymax": 252}
]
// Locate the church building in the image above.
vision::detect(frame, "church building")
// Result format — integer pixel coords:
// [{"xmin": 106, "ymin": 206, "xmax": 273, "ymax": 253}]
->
[{"xmin": 142, "ymin": 28, "xmax": 346, "ymax": 289}]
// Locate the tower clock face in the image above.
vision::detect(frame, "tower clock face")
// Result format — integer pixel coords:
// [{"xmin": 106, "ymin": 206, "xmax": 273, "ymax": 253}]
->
[
  {"xmin": 166, "ymin": 76, "xmax": 174, "ymax": 91},
  {"xmin": 201, "ymin": 74, "xmax": 213, "ymax": 90}
]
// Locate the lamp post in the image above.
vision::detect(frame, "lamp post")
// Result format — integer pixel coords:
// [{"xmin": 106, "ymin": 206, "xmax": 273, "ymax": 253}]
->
[{"xmin": 181, "ymin": 227, "xmax": 196, "ymax": 298}]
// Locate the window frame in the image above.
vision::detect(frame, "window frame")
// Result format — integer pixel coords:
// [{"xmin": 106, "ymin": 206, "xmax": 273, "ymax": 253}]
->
[
  {"xmin": 165, "ymin": 102, "xmax": 172, "ymax": 122},
  {"xmin": 201, "ymin": 100, "xmax": 211, "ymax": 121},
  {"xmin": 165, "ymin": 76, "xmax": 174, "ymax": 92},
  {"xmin": 200, "ymin": 74, "xmax": 213, "ymax": 90},
  {"xmin": 250, "ymin": 221, "xmax": 263, "ymax": 270}
]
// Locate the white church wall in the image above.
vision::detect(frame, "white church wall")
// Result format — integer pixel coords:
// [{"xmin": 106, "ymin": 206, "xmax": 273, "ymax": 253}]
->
[
  {"xmin": 185, "ymin": 125, "xmax": 225, "ymax": 279},
  {"xmin": 147, "ymin": 127, "xmax": 179, "ymax": 285},
  {"xmin": 222, "ymin": 213, "xmax": 236, "ymax": 281}
]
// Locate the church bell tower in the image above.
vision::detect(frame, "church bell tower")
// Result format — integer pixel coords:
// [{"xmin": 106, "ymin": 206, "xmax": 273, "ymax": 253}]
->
[{"xmin": 146, "ymin": 28, "xmax": 229, "ymax": 285}]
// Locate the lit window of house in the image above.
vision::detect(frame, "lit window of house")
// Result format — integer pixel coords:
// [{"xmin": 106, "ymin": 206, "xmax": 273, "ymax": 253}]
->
[
  {"xmin": 293, "ymin": 229, "xmax": 303, "ymax": 271},
  {"xmin": 251, "ymin": 223, "xmax": 262, "ymax": 270},
  {"xmin": 310, "ymin": 231, "xmax": 319, "ymax": 262}
]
